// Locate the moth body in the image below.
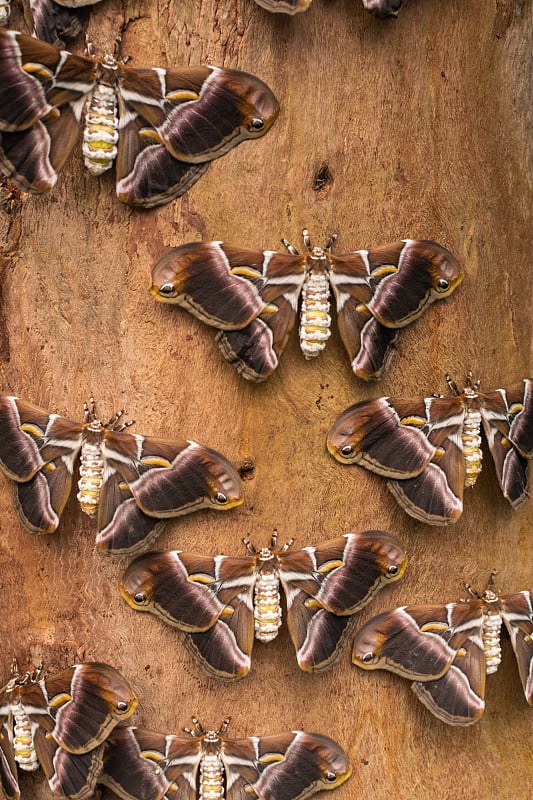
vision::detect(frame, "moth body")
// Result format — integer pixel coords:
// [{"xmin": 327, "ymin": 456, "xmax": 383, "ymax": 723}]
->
[
  {"xmin": 199, "ymin": 752, "xmax": 225, "ymax": 800},
  {"xmin": 11, "ymin": 700, "xmax": 39, "ymax": 771},
  {"xmin": 299, "ymin": 258, "xmax": 332, "ymax": 358},
  {"xmin": 482, "ymin": 595, "xmax": 503, "ymax": 674},
  {"xmin": 462, "ymin": 405, "xmax": 483, "ymax": 487},
  {"xmin": 82, "ymin": 62, "xmax": 120, "ymax": 175},
  {"xmin": 254, "ymin": 570, "xmax": 283, "ymax": 642},
  {"xmin": 77, "ymin": 422, "xmax": 106, "ymax": 516}
]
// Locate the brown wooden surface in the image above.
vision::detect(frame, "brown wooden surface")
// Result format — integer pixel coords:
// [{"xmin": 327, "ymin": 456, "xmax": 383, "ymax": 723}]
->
[{"xmin": 0, "ymin": 0, "xmax": 532, "ymax": 798}]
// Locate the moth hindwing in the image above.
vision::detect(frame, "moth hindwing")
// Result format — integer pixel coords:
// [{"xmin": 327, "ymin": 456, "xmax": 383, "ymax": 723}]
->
[
  {"xmin": 0, "ymin": 661, "xmax": 137, "ymax": 799},
  {"xmin": 352, "ymin": 579, "xmax": 533, "ymax": 725},
  {"xmin": 0, "ymin": 394, "xmax": 243, "ymax": 554},
  {"xmin": 327, "ymin": 375, "xmax": 533, "ymax": 525},
  {"xmin": 150, "ymin": 234, "xmax": 463, "ymax": 382},
  {"xmin": 119, "ymin": 530, "xmax": 408, "ymax": 680},
  {"xmin": 99, "ymin": 720, "xmax": 352, "ymax": 800},
  {"xmin": 0, "ymin": 29, "xmax": 279, "ymax": 207}
]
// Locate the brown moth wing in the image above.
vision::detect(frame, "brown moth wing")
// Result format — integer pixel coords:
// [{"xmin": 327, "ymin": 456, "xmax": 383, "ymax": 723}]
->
[
  {"xmin": 501, "ymin": 591, "xmax": 533, "ymax": 704},
  {"xmin": 221, "ymin": 731, "xmax": 351, "ymax": 800},
  {"xmin": 0, "ymin": 395, "xmax": 83, "ymax": 534},
  {"xmin": 279, "ymin": 532, "xmax": 407, "ymax": 672},
  {"xmin": 150, "ymin": 243, "xmax": 269, "ymax": 328},
  {"xmin": 99, "ymin": 727, "xmax": 171, "ymax": 800},
  {"xmin": 35, "ymin": 729, "xmax": 105, "ymax": 800},
  {"xmin": 95, "ymin": 433, "xmax": 243, "ymax": 555},
  {"xmin": 115, "ymin": 113, "xmax": 209, "ymax": 208},
  {"xmin": 120, "ymin": 550, "xmax": 256, "ymax": 680},
  {"xmin": 253, "ymin": 0, "xmax": 312, "ymax": 14},
  {"xmin": 0, "ymin": 728, "xmax": 19, "ymax": 800},
  {"xmin": 480, "ymin": 381, "xmax": 533, "ymax": 508},
  {"xmin": 363, "ymin": 0, "xmax": 408, "ymax": 18},
  {"xmin": 148, "ymin": 67, "xmax": 279, "ymax": 163},
  {"xmin": 364, "ymin": 240, "xmax": 464, "ymax": 328},
  {"xmin": 411, "ymin": 634, "xmax": 486, "ymax": 726},
  {"xmin": 327, "ymin": 397, "xmax": 437, "ymax": 477},
  {"xmin": 42, "ymin": 664, "xmax": 137, "ymax": 753}
]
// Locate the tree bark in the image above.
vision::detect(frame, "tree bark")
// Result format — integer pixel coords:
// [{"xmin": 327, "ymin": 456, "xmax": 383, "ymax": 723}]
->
[{"xmin": 0, "ymin": 1, "xmax": 532, "ymax": 799}]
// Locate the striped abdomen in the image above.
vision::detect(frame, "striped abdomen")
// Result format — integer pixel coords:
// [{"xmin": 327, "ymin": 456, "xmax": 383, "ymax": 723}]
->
[
  {"xmin": 77, "ymin": 439, "xmax": 104, "ymax": 516},
  {"xmin": 12, "ymin": 702, "xmax": 39, "ymax": 772},
  {"xmin": 253, "ymin": 572, "xmax": 282, "ymax": 642},
  {"xmin": 462, "ymin": 407, "xmax": 483, "ymax": 487},
  {"xmin": 82, "ymin": 83, "xmax": 119, "ymax": 175},
  {"xmin": 199, "ymin": 754, "xmax": 224, "ymax": 800},
  {"xmin": 482, "ymin": 610, "xmax": 502, "ymax": 674},
  {"xmin": 299, "ymin": 270, "xmax": 331, "ymax": 358}
]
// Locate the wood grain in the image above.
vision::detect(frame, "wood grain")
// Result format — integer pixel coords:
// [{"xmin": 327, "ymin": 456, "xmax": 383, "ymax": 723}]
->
[{"xmin": 0, "ymin": 0, "xmax": 531, "ymax": 799}]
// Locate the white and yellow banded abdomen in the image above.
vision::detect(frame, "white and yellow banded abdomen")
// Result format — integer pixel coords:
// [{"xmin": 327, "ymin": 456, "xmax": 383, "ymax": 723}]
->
[
  {"xmin": 253, "ymin": 573, "xmax": 282, "ymax": 642},
  {"xmin": 82, "ymin": 83, "xmax": 119, "ymax": 175},
  {"xmin": 199, "ymin": 754, "xmax": 224, "ymax": 800},
  {"xmin": 482, "ymin": 611, "xmax": 502, "ymax": 674},
  {"xmin": 299, "ymin": 271, "xmax": 331, "ymax": 358},
  {"xmin": 12, "ymin": 704, "xmax": 39, "ymax": 772},
  {"xmin": 77, "ymin": 440, "xmax": 104, "ymax": 516},
  {"xmin": 462, "ymin": 408, "xmax": 483, "ymax": 487}
]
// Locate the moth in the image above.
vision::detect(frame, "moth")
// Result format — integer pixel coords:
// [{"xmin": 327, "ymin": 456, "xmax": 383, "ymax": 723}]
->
[
  {"xmin": 327, "ymin": 375, "xmax": 533, "ymax": 525},
  {"xmin": 0, "ymin": 29, "xmax": 279, "ymax": 207},
  {"xmin": 99, "ymin": 718, "xmax": 352, "ymax": 800},
  {"xmin": 120, "ymin": 530, "xmax": 408, "ymax": 680},
  {"xmin": 150, "ymin": 233, "xmax": 463, "ymax": 383},
  {"xmin": 0, "ymin": 661, "xmax": 137, "ymax": 799},
  {"xmin": 0, "ymin": 394, "xmax": 243, "ymax": 555},
  {"xmin": 352, "ymin": 576, "xmax": 533, "ymax": 725}
]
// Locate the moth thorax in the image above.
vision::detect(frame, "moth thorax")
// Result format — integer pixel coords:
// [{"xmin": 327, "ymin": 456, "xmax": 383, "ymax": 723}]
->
[
  {"xmin": 253, "ymin": 572, "xmax": 282, "ymax": 642},
  {"xmin": 482, "ymin": 610, "xmax": 502, "ymax": 674},
  {"xmin": 299, "ymin": 270, "xmax": 331, "ymax": 358},
  {"xmin": 462, "ymin": 408, "xmax": 483, "ymax": 487},
  {"xmin": 199, "ymin": 754, "xmax": 225, "ymax": 800},
  {"xmin": 12, "ymin": 703, "xmax": 39, "ymax": 772},
  {"xmin": 77, "ymin": 440, "xmax": 104, "ymax": 516},
  {"xmin": 82, "ymin": 84, "xmax": 119, "ymax": 175},
  {"xmin": 0, "ymin": 1, "xmax": 10, "ymax": 26}
]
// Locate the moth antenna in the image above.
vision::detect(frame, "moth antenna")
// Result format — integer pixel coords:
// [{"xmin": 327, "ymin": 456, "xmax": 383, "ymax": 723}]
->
[
  {"xmin": 280, "ymin": 537, "xmax": 295, "ymax": 553},
  {"xmin": 464, "ymin": 582, "xmax": 481, "ymax": 600},
  {"xmin": 84, "ymin": 36, "xmax": 95, "ymax": 58},
  {"xmin": 184, "ymin": 716, "xmax": 204, "ymax": 737},
  {"xmin": 281, "ymin": 237, "xmax": 299, "ymax": 256},
  {"xmin": 302, "ymin": 228, "xmax": 312, "ymax": 251},
  {"xmin": 445, "ymin": 374, "xmax": 459, "ymax": 395},
  {"xmin": 325, "ymin": 233, "xmax": 338, "ymax": 252},
  {"xmin": 218, "ymin": 717, "xmax": 231, "ymax": 735},
  {"xmin": 243, "ymin": 537, "xmax": 257, "ymax": 555},
  {"xmin": 270, "ymin": 529, "xmax": 278, "ymax": 548}
]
